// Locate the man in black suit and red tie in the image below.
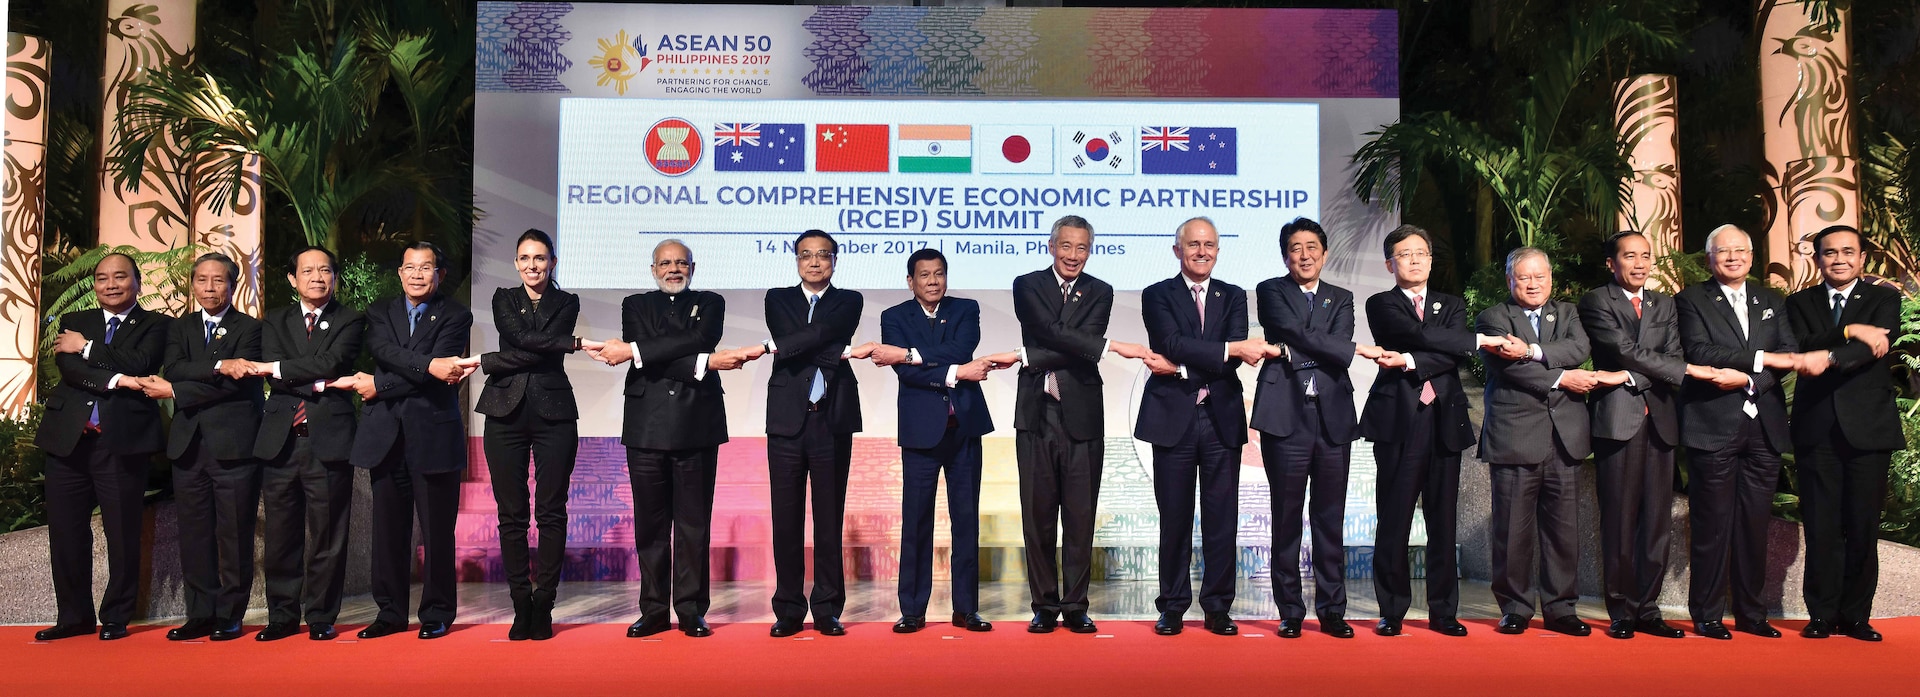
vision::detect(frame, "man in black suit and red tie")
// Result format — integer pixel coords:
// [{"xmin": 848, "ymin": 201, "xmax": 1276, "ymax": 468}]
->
[
  {"xmin": 142, "ymin": 252, "xmax": 265, "ymax": 642},
  {"xmin": 342, "ymin": 241, "xmax": 475, "ymax": 640},
  {"xmin": 1250, "ymin": 217, "xmax": 1382, "ymax": 639},
  {"xmin": 1137, "ymin": 217, "xmax": 1269, "ymax": 637},
  {"xmin": 1785, "ymin": 225, "xmax": 1905, "ymax": 642},
  {"xmin": 34, "ymin": 252, "xmax": 167, "ymax": 642},
  {"xmin": 761, "ymin": 230, "xmax": 869, "ymax": 638}
]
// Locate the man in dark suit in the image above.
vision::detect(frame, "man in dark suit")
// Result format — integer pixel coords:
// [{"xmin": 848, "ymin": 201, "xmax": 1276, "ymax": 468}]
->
[
  {"xmin": 591, "ymin": 239, "xmax": 761, "ymax": 638},
  {"xmin": 987, "ymin": 215, "xmax": 1155, "ymax": 635},
  {"xmin": 870, "ymin": 248, "xmax": 998, "ymax": 633},
  {"xmin": 142, "ymin": 252, "xmax": 264, "ymax": 642},
  {"xmin": 1577, "ymin": 231, "xmax": 1740, "ymax": 640},
  {"xmin": 1138, "ymin": 217, "xmax": 1268, "ymax": 637},
  {"xmin": 1675, "ymin": 224, "xmax": 1802, "ymax": 640},
  {"xmin": 761, "ymin": 230, "xmax": 869, "ymax": 637},
  {"xmin": 228, "ymin": 246, "xmax": 366, "ymax": 642},
  {"xmin": 343, "ymin": 241, "xmax": 475, "ymax": 640},
  {"xmin": 1251, "ymin": 217, "xmax": 1380, "ymax": 639},
  {"xmin": 1785, "ymin": 224, "xmax": 1905, "ymax": 642},
  {"xmin": 1358, "ymin": 225, "xmax": 1482, "ymax": 638},
  {"xmin": 1477, "ymin": 247, "xmax": 1608, "ymax": 637},
  {"xmin": 34, "ymin": 252, "xmax": 166, "ymax": 641}
]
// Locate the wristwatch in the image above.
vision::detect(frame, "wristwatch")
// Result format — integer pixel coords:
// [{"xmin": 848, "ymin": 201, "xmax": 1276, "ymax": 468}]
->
[{"xmin": 1826, "ymin": 350, "xmax": 1837, "ymax": 366}]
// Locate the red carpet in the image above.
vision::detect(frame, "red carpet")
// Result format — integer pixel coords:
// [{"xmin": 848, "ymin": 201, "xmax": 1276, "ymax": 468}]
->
[{"xmin": 2, "ymin": 618, "xmax": 1910, "ymax": 695}]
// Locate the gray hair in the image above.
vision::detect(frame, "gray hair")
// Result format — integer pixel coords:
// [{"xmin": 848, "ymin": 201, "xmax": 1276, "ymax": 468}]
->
[
  {"xmin": 652, "ymin": 238, "xmax": 693, "ymax": 264},
  {"xmin": 1704, "ymin": 224, "xmax": 1751, "ymax": 254},
  {"xmin": 1505, "ymin": 246, "xmax": 1549, "ymax": 276},
  {"xmin": 1049, "ymin": 215, "xmax": 1095, "ymax": 246},
  {"xmin": 1175, "ymin": 216, "xmax": 1217, "ymax": 243}
]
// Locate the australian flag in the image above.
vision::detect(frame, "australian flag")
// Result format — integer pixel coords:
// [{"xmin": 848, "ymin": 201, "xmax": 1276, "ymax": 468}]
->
[
  {"xmin": 714, "ymin": 123, "xmax": 805, "ymax": 172},
  {"xmin": 1140, "ymin": 126, "xmax": 1237, "ymax": 175}
]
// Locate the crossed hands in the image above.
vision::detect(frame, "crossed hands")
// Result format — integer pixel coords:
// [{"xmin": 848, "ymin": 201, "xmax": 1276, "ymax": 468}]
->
[
  {"xmin": 1557, "ymin": 369, "xmax": 1630, "ymax": 395},
  {"xmin": 1477, "ymin": 334, "xmax": 1531, "ymax": 361},
  {"xmin": 327, "ymin": 372, "xmax": 378, "ymax": 400},
  {"xmin": 1357, "ymin": 343, "xmax": 1417, "ymax": 370},
  {"xmin": 1111, "ymin": 341, "xmax": 1179, "ymax": 375},
  {"xmin": 54, "ymin": 329, "xmax": 87, "ymax": 354},
  {"xmin": 1845, "ymin": 324, "xmax": 1891, "ymax": 358},
  {"xmin": 116, "ymin": 375, "xmax": 174, "ymax": 399}
]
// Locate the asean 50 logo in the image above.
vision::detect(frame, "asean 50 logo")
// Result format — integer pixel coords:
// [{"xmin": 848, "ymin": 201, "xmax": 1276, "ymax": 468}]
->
[{"xmin": 644, "ymin": 118, "xmax": 703, "ymax": 176}]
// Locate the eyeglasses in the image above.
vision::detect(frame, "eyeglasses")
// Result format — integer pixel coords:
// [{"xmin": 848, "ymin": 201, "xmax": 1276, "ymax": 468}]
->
[
  {"xmin": 1711, "ymin": 246, "xmax": 1753, "ymax": 257},
  {"xmin": 796, "ymin": 251, "xmax": 836, "ymax": 262},
  {"xmin": 653, "ymin": 259, "xmax": 692, "ymax": 269},
  {"xmin": 1392, "ymin": 251, "xmax": 1433, "ymax": 262},
  {"xmin": 399, "ymin": 264, "xmax": 438, "ymax": 276}
]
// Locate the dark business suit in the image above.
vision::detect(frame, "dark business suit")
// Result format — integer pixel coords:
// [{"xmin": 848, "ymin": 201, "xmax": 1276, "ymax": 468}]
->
[
  {"xmin": 764, "ymin": 285, "xmax": 863, "ymax": 622},
  {"xmin": 1676, "ymin": 281, "xmax": 1794, "ymax": 626},
  {"xmin": 881, "ymin": 297, "xmax": 993, "ymax": 618},
  {"xmin": 1251, "ymin": 277, "xmax": 1358, "ymax": 622},
  {"xmin": 1359, "ymin": 288, "xmax": 1475, "ymax": 622},
  {"xmin": 162, "ymin": 308, "xmax": 266, "ymax": 625},
  {"xmin": 36, "ymin": 306, "xmax": 167, "ymax": 629},
  {"xmin": 1476, "ymin": 299, "xmax": 1592, "ymax": 621},
  {"xmin": 622, "ymin": 288, "xmax": 728, "ymax": 622},
  {"xmin": 350, "ymin": 294, "xmax": 473, "ymax": 626},
  {"xmin": 1786, "ymin": 280, "xmax": 1905, "ymax": 625},
  {"xmin": 1577, "ymin": 284, "xmax": 1685, "ymax": 624},
  {"xmin": 1136, "ymin": 276, "xmax": 1248, "ymax": 618},
  {"xmin": 1012, "ymin": 268, "xmax": 1113, "ymax": 617},
  {"xmin": 255, "ymin": 301, "xmax": 365, "ymax": 627},
  {"xmin": 477, "ymin": 286, "xmax": 580, "ymax": 602}
]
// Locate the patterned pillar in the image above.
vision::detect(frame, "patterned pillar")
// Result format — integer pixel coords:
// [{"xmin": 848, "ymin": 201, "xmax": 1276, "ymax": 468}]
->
[
  {"xmin": 1613, "ymin": 74, "xmax": 1682, "ymax": 290},
  {"xmin": 189, "ymin": 150, "xmax": 263, "ymax": 316},
  {"xmin": 2, "ymin": 34, "xmax": 49, "ymax": 417},
  {"xmin": 96, "ymin": 0, "xmax": 196, "ymax": 254},
  {"xmin": 1758, "ymin": 1, "xmax": 1858, "ymax": 291}
]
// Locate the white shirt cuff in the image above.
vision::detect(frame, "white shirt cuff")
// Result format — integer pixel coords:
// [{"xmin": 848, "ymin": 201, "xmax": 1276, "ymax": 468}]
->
[
  {"xmin": 763, "ymin": 339, "xmax": 778, "ymax": 353},
  {"xmin": 1177, "ymin": 365, "xmax": 1190, "ymax": 380},
  {"xmin": 1624, "ymin": 373, "xmax": 1638, "ymax": 388},
  {"xmin": 839, "ymin": 348, "xmax": 852, "ymax": 359},
  {"xmin": 944, "ymin": 365, "xmax": 959, "ymax": 388},
  {"xmin": 270, "ymin": 361, "xmax": 284, "ymax": 379},
  {"xmin": 1529, "ymin": 344, "xmax": 1544, "ymax": 362},
  {"xmin": 1752, "ymin": 351, "xmax": 1766, "ymax": 374},
  {"xmin": 693, "ymin": 353, "xmax": 709, "ymax": 381},
  {"xmin": 1100, "ymin": 339, "xmax": 1111, "ymax": 355},
  {"xmin": 1551, "ymin": 371, "xmax": 1566, "ymax": 390},
  {"xmin": 313, "ymin": 379, "xmax": 326, "ymax": 392},
  {"xmin": 214, "ymin": 360, "xmax": 224, "ymax": 371},
  {"xmin": 629, "ymin": 354, "xmax": 643, "ymax": 369},
  {"xmin": 1745, "ymin": 376, "xmax": 1756, "ymax": 395},
  {"xmin": 82, "ymin": 340, "xmax": 94, "ymax": 360},
  {"xmin": 107, "ymin": 373, "xmax": 124, "ymax": 389},
  {"xmin": 909, "ymin": 348, "xmax": 923, "ymax": 365},
  {"xmin": 1019, "ymin": 346, "xmax": 1030, "ymax": 365},
  {"xmin": 1403, "ymin": 354, "xmax": 1417, "ymax": 372}
]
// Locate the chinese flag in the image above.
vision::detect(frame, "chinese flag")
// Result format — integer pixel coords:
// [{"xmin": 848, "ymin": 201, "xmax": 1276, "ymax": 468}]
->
[{"xmin": 815, "ymin": 124, "xmax": 890, "ymax": 172}]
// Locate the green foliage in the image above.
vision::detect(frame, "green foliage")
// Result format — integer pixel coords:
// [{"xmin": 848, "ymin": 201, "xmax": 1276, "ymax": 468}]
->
[
  {"xmin": 0, "ymin": 408, "xmax": 46, "ymax": 534},
  {"xmin": 1650, "ymin": 250, "xmax": 1712, "ymax": 291},
  {"xmin": 335, "ymin": 252, "xmax": 400, "ymax": 311}
]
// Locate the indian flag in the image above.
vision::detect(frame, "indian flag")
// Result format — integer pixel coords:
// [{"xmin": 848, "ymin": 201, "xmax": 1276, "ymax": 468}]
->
[{"xmin": 897, "ymin": 125, "xmax": 972, "ymax": 173}]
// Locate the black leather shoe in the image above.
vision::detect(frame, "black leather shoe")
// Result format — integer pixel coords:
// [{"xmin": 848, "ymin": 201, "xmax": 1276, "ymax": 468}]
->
[
  {"xmin": 210, "ymin": 621, "xmax": 246, "ymax": 641},
  {"xmin": 1801, "ymin": 619, "xmax": 1832, "ymax": 639},
  {"xmin": 308, "ymin": 623, "xmax": 338, "ymax": 641},
  {"xmin": 1277, "ymin": 618, "xmax": 1303, "ymax": 638},
  {"xmin": 815, "ymin": 617, "xmax": 846, "ymax": 636},
  {"xmin": 1546, "ymin": 616, "xmax": 1591, "ymax": 637},
  {"xmin": 508, "ymin": 592, "xmax": 533, "ymax": 641},
  {"xmin": 1027, "ymin": 613, "xmax": 1057, "ymax": 634},
  {"xmin": 418, "ymin": 622, "xmax": 451, "ymax": 639},
  {"xmin": 1838, "ymin": 621, "xmax": 1882, "ymax": 642},
  {"xmin": 1496, "ymin": 614, "xmax": 1529, "ymax": 635},
  {"xmin": 893, "ymin": 616, "xmax": 927, "ymax": 634},
  {"xmin": 628, "ymin": 615, "xmax": 670, "ymax": 638},
  {"xmin": 167, "ymin": 618, "xmax": 217, "ymax": 641},
  {"xmin": 952, "ymin": 612, "xmax": 992, "ymax": 632},
  {"xmin": 1153, "ymin": 613, "xmax": 1182, "ymax": 635},
  {"xmin": 1694, "ymin": 620, "xmax": 1732, "ymax": 640},
  {"xmin": 1606, "ymin": 620, "xmax": 1635, "ymax": 639},
  {"xmin": 34, "ymin": 624, "xmax": 93, "ymax": 641},
  {"xmin": 770, "ymin": 618, "xmax": 803, "ymax": 637},
  {"xmin": 99, "ymin": 623, "xmax": 129, "ymax": 641},
  {"xmin": 256, "ymin": 622, "xmax": 299, "ymax": 642},
  {"xmin": 680, "ymin": 616, "xmax": 712, "ymax": 638},
  {"xmin": 1205, "ymin": 612, "xmax": 1238, "ymax": 636},
  {"xmin": 1374, "ymin": 618, "xmax": 1402, "ymax": 636},
  {"xmin": 1736, "ymin": 620, "xmax": 1781, "ymax": 639},
  {"xmin": 1316, "ymin": 616, "xmax": 1351, "ymax": 639},
  {"xmin": 530, "ymin": 589, "xmax": 556, "ymax": 641},
  {"xmin": 1637, "ymin": 619, "xmax": 1684, "ymax": 638},
  {"xmin": 357, "ymin": 620, "xmax": 406, "ymax": 639},
  {"xmin": 1063, "ymin": 611, "xmax": 1097, "ymax": 634},
  {"xmin": 1429, "ymin": 617, "xmax": 1468, "ymax": 636}
]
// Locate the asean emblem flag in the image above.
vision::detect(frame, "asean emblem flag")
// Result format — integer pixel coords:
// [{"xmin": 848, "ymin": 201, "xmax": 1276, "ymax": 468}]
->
[
  {"xmin": 815, "ymin": 124, "xmax": 890, "ymax": 172},
  {"xmin": 1056, "ymin": 126, "xmax": 1135, "ymax": 174},
  {"xmin": 897, "ymin": 125, "xmax": 972, "ymax": 173},
  {"xmin": 1141, "ymin": 127, "xmax": 1238, "ymax": 175},
  {"xmin": 713, "ymin": 123, "xmax": 806, "ymax": 172},
  {"xmin": 978, "ymin": 125, "xmax": 1053, "ymax": 174}
]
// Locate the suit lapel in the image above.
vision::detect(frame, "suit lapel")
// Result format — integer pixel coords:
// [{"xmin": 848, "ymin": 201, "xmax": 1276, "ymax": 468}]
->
[
  {"xmin": 1610, "ymin": 286, "xmax": 1643, "ymax": 340},
  {"xmin": 1512, "ymin": 302, "xmax": 1540, "ymax": 343},
  {"xmin": 1202, "ymin": 282, "xmax": 1225, "ymax": 337}
]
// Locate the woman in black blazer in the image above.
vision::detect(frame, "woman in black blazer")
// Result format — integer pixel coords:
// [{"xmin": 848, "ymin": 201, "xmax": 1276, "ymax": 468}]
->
[{"xmin": 474, "ymin": 229, "xmax": 584, "ymax": 640}]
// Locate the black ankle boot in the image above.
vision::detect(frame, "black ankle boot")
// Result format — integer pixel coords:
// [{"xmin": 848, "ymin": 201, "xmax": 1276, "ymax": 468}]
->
[
  {"xmin": 508, "ymin": 589, "xmax": 533, "ymax": 641},
  {"xmin": 531, "ymin": 589, "xmax": 556, "ymax": 641}
]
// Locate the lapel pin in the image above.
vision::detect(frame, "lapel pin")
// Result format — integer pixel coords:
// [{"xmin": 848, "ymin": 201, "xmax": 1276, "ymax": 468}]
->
[
  {"xmin": 1853, "ymin": 293, "xmax": 1862, "ymax": 301},
  {"xmin": 320, "ymin": 320, "xmax": 330, "ymax": 331},
  {"xmin": 1762, "ymin": 308, "xmax": 1775, "ymax": 320},
  {"xmin": 940, "ymin": 319, "xmax": 947, "ymax": 324},
  {"xmin": 519, "ymin": 308, "xmax": 526, "ymax": 314},
  {"xmin": 1322, "ymin": 298, "xmax": 1331, "ymax": 308},
  {"xmin": 1752, "ymin": 295, "xmax": 1760, "ymax": 305},
  {"xmin": 429, "ymin": 315, "xmax": 437, "ymax": 322},
  {"xmin": 127, "ymin": 317, "xmax": 137, "ymax": 325},
  {"xmin": 1432, "ymin": 301, "xmax": 1441, "ymax": 312},
  {"xmin": 691, "ymin": 305, "xmax": 700, "ymax": 318},
  {"xmin": 1546, "ymin": 314, "xmax": 1556, "ymax": 323},
  {"xmin": 215, "ymin": 326, "xmax": 228, "ymax": 338},
  {"xmin": 1213, "ymin": 291, "xmax": 1221, "ymax": 298}
]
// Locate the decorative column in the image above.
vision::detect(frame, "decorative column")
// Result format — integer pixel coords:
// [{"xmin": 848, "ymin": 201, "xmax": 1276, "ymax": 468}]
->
[
  {"xmin": 96, "ymin": 0, "xmax": 196, "ymax": 256},
  {"xmin": 190, "ymin": 150, "xmax": 263, "ymax": 316},
  {"xmin": 1613, "ymin": 74, "xmax": 1682, "ymax": 289},
  {"xmin": 2, "ymin": 34, "xmax": 49, "ymax": 418},
  {"xmin": 1758, "ymin": 1, "xmax": 1858, "ymax": 291}
]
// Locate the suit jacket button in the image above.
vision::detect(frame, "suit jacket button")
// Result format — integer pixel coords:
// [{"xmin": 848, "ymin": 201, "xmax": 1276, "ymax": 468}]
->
[{"xmin": 668, "ymin": 390, "xmax": 676, "ymax": 396}]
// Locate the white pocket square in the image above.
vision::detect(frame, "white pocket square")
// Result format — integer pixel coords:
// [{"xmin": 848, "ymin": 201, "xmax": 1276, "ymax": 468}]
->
[{"xmin": 1761, "ymin": 308, "xmax": 1774, "ymax": 320}]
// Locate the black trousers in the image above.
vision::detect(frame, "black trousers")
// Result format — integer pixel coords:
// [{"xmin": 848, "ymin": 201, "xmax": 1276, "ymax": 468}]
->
[
  {"xmin": 627, "ymin": 446, "xmax": 717, "ymax": 622},
  {"xmin": 44, "ymin": 434, "xmax": 148, "ymax": 627},
  {"xmin": 484, "ymin": 402, "xmax": 578, "ymax": 597},
  {"xmin": 1488, "ymin": 451, "xmax": 1581, "ymax": 621},
  {"xmin": 767, "ymin": 408, "xmax": 852, "ymax": 622},
  {"xmin": 1796, "ymin": 425, "xmax": 1891, "ymax": 624},
  {"xmin": 1594, "ymin": 426, "xmax": 1675, "ymax": 622},
  {"xmin": 1687, "ymin": 418, "xmax": 1781, "ymax": 625},
  {"xmin": 1015, "ymin": 400, "xmax": 1102, "ymax": 616},
  {"xmin": 1262, "ymin": 400, "xmax": 1350, "ymax": 621},
  {"xmin": 368, "ymin": 444, "xmax": 462, "ymax": 625},
  {"xmin": 261, "ymin": 432, "xmax": 354, "ymax": 625},
  {"xmin": 1371, "ymin": 402, "xmax": 1460, "ymax": 621},
  {"xmin": 1151, "ymin": 407, "xmax": 1239, "ymax": 616},
  {"xmin": 898, "ymin": 427, "xmax": 982, "ymax": 617},
  {"xmin": 172, "ymin": 438, "xmax": 261, "ymax": 623}
]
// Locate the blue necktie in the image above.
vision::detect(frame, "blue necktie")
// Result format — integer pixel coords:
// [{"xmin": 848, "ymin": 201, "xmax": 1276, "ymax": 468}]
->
[
  {"xmin": 409, "ymin": 304, "xmax": 425, "ymax": 336},
  {"xmin": 204, "ymin": 319, "xmax": 217, "ymax": 346},
  {"xmin": 1302, "ymin": 290, "xmax": 1318, "ymax": 396},
  {"xmin": 88, "ymin": 316, "xmax": 122, "ymax": 428},
  {"xmin": 808, "ymin": 293, "xmax": 826, "ymax": 404},
  {"xmin": 1528, "ymin": 309, "xmax": 1541, "ymax": 338}
]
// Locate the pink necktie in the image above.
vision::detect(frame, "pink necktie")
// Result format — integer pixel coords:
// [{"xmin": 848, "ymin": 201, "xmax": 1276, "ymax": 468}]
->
[
  {"xmin": 1044, "ymin": 281, "xmax": 1069, "ymax": 400},
  {"xmin": 1193, "ymin": 284, "xmax": 1208, "ymax": 404},
  {"xmin": 1414, "ymin": 294, "xmax": 1434, "ymax": 405}
]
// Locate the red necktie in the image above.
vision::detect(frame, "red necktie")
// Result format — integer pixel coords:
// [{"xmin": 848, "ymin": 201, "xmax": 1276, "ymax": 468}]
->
[
  {"xmin": 1631, "ymin": 296, "xmax": 1643, "ymax": 319},
  {"xmin": 1414, "ymin": 294, "xmax": 1434, "ymax": 405},
  {"xmin": 293, "ymin": 312, "xmax": 316, "ymax": 426}
]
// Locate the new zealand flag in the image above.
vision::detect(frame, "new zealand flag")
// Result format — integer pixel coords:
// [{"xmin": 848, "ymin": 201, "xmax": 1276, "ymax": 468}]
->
[
  {"xmin": 1140, "ymin": 127, "xmax": 1237, "ymax": 175},
  {"xmin": 713, "ymin": 123, "xmax": 806, "ymax": 172}
]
